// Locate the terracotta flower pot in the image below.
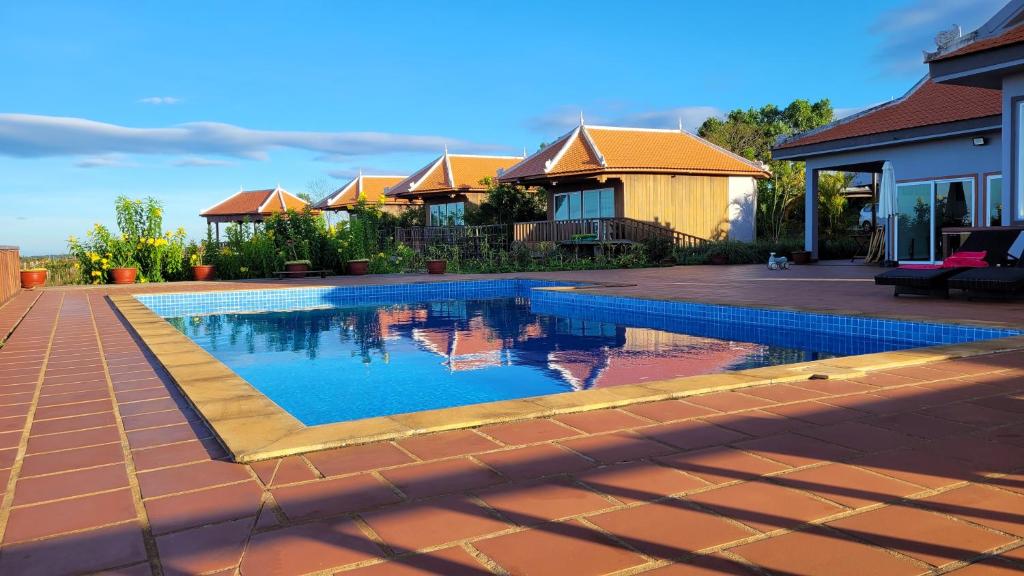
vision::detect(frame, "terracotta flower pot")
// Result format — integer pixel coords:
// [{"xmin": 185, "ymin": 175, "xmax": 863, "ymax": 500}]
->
[
  {"xmin": 348, "ymin": 259, "xmax": 369, "ymax": 275},
  {"xmin": 20, "ymin": 269, "xmax": 47, "ymax": 289},
  {"xmin": 426, "ymin": 259, "xmax": 447, "ymax": 275},
  {"xmin": 284, "ymin": 262, "xmax": 310, "ymax": 273},
  {"xmin": 791, "ymin": 250, "xmax": 812, "ymax": 265},
  {"xmin": 192, "ymin": 265, "xmax": 216, "ymax": 281},
  {"xmin": 109, "ymin": 267, "xmax": 137, "ymax": 285}
]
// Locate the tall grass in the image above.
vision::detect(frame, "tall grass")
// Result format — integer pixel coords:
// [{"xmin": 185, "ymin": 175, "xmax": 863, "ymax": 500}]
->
[{"xmin": 20, "ymin": 255, "xmax": 83, "ymax": 286}]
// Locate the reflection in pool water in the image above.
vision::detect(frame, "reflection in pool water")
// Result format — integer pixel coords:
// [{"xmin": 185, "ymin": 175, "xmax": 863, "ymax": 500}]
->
[{"xmin": 169, "ymin": 297, "xmax": 833, "ymax": 425}]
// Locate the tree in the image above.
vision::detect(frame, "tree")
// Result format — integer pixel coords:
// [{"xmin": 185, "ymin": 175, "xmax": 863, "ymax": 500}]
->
[
  {"xmin": 464, "ymin": 177, "xmax": 547, "ymax": 226},
  {"xmin": 698, "ymin": 99, "xmax": 834, "ymax": 242}
]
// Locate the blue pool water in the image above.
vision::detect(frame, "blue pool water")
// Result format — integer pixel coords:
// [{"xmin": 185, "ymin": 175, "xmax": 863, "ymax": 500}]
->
[{"xmin": 141, "ymin": 280, "xmax": 1021, "ymax": 425}]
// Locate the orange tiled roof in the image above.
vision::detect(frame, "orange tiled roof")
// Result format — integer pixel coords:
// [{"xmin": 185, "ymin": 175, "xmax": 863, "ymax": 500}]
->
[
  {"xmin": 776, "ymin": 79, "xmax": 1001, "ymax": 150},
  {"xmin": 386, "ymin": 153, "xmax": 524, "ymax": 197},
  {"xmin": 315, "ymin": 175, "xmax": 413, "ymax": 210},
  {"xmin": 200, "ymin": 187, "xmax": 313, "ymax": 217},
  {"xmin": 500, "ymin": 125, "xmax": 769, "ymax": 182},
  {"xmin": 930, "ymin": 23, "xmax": 1024, "ymax": 61}
]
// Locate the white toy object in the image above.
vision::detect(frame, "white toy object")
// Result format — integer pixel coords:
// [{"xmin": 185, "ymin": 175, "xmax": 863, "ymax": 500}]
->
[{"xmin": 767, "ymin": 252, "xmax": 790, "ymax": 270}]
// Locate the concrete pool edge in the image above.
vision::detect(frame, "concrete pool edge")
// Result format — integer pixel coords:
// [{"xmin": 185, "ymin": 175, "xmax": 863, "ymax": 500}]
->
[{"xmin": 109, "ymin": 290, "xmax": 1024, "ymax": 463}]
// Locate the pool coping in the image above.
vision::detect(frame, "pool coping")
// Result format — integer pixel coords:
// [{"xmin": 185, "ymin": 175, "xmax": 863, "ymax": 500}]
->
[{"xmin": 109, "ymin": 281, "xmax": 1024, "ymax": 463}]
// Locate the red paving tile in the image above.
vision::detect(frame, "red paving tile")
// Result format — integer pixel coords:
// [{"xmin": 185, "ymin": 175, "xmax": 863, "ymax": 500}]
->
[
  {"xmin": 730, "ymin": 527, "xmax": 927, "ymax": 576},
  {"xmin": 575, "ymin": 460, "xmax": 707, "ymax": 503},
  {"xmin": 828, "ymin": 505, "xmax": 1016, "ymax": 568},
  {"xmin": 474, "ymin": 443, "xmax": 594, "ymax": 481},
  {"xmin": 656, "ymin": 446, "xmax": 790, "ymax": 485},
  {"xmin": 12, "ymin": 462, "xmax": 129, "ymax": 505},
  {"xmin": 732, "ymin": 432, "xmax": 858, "ymax": 467},
  {"xmin": 396, "ymin": 429, "xmax": 500, "ymax": 460},
  {"xmin": 4, "ymin": 489, "xmax": 138, "ymax": 542},
  {"xmin": 760, "ymin": 399, "xmax": 867, "ymax": 425},
  {"xmin": 144, "ymin": 480, "xmax": 264, "ymax": 534},
  {"xmin": 684, "ymin": 391, "xmax": 775, "ymax": 413},
  {"xmin": 0, "ymin": 523, "xmax": 148, "ymax": 576},
  {"xmin": 796, "ymin": 421, "xmax": 917, "ymax": 453},
  {"xmin": 136, "ymin": 459, "xmax": 252, "ymax": 498},
  {"xmin": 588, "ymin": 499, "xmax": 755, "ymax": 557},
  {"xmin": 306, "ymin": 442, "xmax": 414, "ymax": 477},
  {"xmin": 640, "ymin": 555, "xmax": 758, "ymax": 575},
  {"xmin": 687, "ymin": 480, "xmax": 845, "ymax": 533},
  {"xmin": 622, "ymin": 400, "xmax": 718, "ymax": 422},
  {"xmin": 381, "ymin": 458, "xmax": 504, "ymax": 499},
  {"xmin": 852, "ymin": 447, "xmax": 970, "ymax": 489},
  {"xmin": 919, "ymin": 484, "xmax": 1024, "ymax": 537},
  {"xmin": 707, "ymin": 410, "xmax": 808, "ymax": 437},
  {"xmin": 272, "ymin": 473, "xmax": 401, "ymax": 521},
  {"xmin": 478, "ymin": 418, "xmax": 579, "ymax": 444},
  {"xmin": 340, "ymin": 546, "xmax": 492, "ymax": 575},
  {"xmin": 866, "ymin": 411, "xmax": 976, "ymax": 439},
  {"xmin": 774, "ymin": 463, "xmax": 924, "ymax": 509},
  {"xmin": 559, "ymin": 430, "xmax": 678, "ymax": 464},
  {"xmin": 555, "ymin": 408, "xmax": 651, "ymax": 433},
  {"xmin": 361, "ymin": 495, "xmax": 509, "ymax": 551},
  {"xmin": 477, "ymin": 478, "xmax": 615, "ymax": 525},
  {"xmin": 131, "ymin": 439, "xmax": 222, "ymax": 471},
  {"xmin": 239, "ymin": 518, "xmax": 382, "ymax": 575},
  {"xmin": 156, "ymin": 517, "xmax": 252, "ymax": 576},
  {"xmin": 26, "ymin": 425, "xmax": 121, "ymax": 454},
  {"xmin": 473, "ymin": 519, "xmax": 647, "ymax": 576},
  {"xmin": 640, "ymin": 419, "xmax": 750, "ymax": 451}
]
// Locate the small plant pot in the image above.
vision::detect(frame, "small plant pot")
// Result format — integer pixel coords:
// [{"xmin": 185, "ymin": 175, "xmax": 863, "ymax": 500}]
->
[
  {"xmin": 109, "ymin": 267, "xmax": 138, "ymax": 285},
  {"xmin": 347, "ymin": 259, "xmax": 369, "ymax": 276},
  {"xmin": 284, "ymin": 262, "xmax": 311, "ymax": 273},
  {"xmin": 709, "ymin": 254, "xmax": 730, "ymax": 265},
  {"xmin": 20, "ymin": 269, "xmax": 47, "ymax": 289},
  {"xmin": 791, "ymin": 250, "xmax": 812, "ymax": 265},
  {"xmin": 192, "ymin": 265, "xmax": 216, "ymax": 281},
  {"xmin": 426, "ymin": 259, "xmax": 447, "ymax": 275}
]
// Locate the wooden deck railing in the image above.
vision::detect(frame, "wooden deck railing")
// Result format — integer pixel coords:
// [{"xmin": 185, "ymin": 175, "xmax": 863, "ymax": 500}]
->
[
  {"xmin": 0, "ymin": 246, "xmax": 20, "ymax": 308},
  {"xmin": 394, "ymin": 224, "xmax": 510, "ymax": 257},
  {"xmin": 512, "ymin": 218, "xmax": 707, "ymax": 248}
]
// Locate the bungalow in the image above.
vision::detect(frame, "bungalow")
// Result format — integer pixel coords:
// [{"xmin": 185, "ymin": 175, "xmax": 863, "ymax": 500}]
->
[
  {"xmin": 385, "ymin": 150, "xmax": 524, "ymax": 226},
  {"xmin": 313, "ymin": 173, "xmax": 417, "ymax": 216},
  {"xmin": 199, "ymin": 186, "xmax": 313, "ymax": 239},
  {"xmin": 774, "ymin": 0, "xmax": 1024, "ymax": 263},
  {"xmin": 498, "ymin": 122, "xmax": 770, "ymax": 243}
]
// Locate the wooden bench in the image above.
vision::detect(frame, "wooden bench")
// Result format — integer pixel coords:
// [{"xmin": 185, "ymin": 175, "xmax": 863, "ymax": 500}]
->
[{"xmin": 273, "ymin": 270, "xmax": 329, "ymax": 279}]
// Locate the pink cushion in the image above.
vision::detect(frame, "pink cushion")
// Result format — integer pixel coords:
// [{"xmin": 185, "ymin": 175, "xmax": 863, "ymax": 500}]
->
[
  {"xmin": 942, "ymin": 256, "xmax": 988, "ymax": 268},
  {"xmin": 899, "ymin": 264, "xmax": 941, "ymax": 269},
  {"xmin": 952, "ymin": 250, "xmax": 986, "ymax": 259}
]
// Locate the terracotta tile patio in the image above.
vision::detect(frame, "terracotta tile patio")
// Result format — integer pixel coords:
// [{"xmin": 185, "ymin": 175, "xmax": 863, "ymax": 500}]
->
[{"xmin": 0, "ymin": 265, "xmax": 1023, "ymax": 574}]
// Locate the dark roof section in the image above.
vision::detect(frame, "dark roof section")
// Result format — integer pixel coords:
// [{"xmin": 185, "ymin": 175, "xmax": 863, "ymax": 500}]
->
[{"xmin": 775, "ymin": 79, "xmax": 1001, "ymax": 151}]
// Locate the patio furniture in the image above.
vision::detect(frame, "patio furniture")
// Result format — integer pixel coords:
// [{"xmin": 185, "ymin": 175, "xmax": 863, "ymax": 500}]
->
[
  {"xmin": 947, "ymin": 231, "xmax": 1024, "ymax": 299},
  {"xmin": 874, "ymin": 229, "xmax": 1021, "ymax": 297}
]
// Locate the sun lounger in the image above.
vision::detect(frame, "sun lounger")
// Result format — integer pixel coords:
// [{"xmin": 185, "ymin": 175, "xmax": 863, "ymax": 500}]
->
[
  {"xmin": 947, "ymin": 231, "xmax": 1024, "ymax": 299},
  {"xmin": 874, "ymin": 229, "xmax": 1021, "ymax": 297}
]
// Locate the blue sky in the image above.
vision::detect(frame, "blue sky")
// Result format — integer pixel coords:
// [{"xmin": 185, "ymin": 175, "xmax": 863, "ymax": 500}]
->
[{"xmin": 0, "ymin": 0, "xmax": 1003, "ymax": 255}]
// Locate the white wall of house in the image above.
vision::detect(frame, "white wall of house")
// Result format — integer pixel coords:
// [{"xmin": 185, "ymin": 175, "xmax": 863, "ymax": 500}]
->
[{"xmin": 727, "ymin": 176, "xmax": 757, "ymax": 242}]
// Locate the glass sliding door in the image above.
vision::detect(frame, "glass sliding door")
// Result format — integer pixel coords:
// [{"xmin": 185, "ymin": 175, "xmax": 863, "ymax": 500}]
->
[
  {"xmin": 988, "ymin": 175, "xmax": 1003, "ymax": 226},
  {"xmin": 934, "ymin": 179, "xmax": 974, "ymax": 260},
  {"xmin": 896, "ymin": 182, "xmax": 932, "ymax": 262}
]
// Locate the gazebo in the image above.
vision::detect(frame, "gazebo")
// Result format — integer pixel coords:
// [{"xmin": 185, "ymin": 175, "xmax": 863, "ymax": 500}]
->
[
  {"xmin": 200, "ymin": 186, "xmax": 313, "ymax": 240},
  {"xmin": 314, "ymin": 173, "xmax": 418, "ymax": 216}
]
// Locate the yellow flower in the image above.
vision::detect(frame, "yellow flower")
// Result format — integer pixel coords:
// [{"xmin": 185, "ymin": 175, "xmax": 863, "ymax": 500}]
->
[
  {"xmin": 91, "ymin": 270, "xmax": 101, "ymax": 277},
  {"xmin": 155, "ymin": 209, "xmax": 162, "ymax": 217},
  {"xmin": 100, "ymin": 258, "xmax": 108, "ymax": 265},
  {"xmin": 89, "ymin": 253, "xmax": 99, "ymax": 262},
  {"xmin": 147, "ymin": 238, "xmax": 155, "ymax": 245}
]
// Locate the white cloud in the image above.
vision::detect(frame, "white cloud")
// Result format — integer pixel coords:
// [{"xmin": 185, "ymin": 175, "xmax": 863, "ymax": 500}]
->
[
  {"xmin": 326, "ymin": 166, "xmax": 402, "ymax": 180},
  {"xmin": 139, "ymin": 96, "xmax": 182, "ymax": 105},
  {"xmin": 527, "ymin": 105, "xmax": 722, "ymax": 135},
  {"xmin": 870, "ymin": 0, "xmax": 1005, "ymax": 75},
  {"xmin": 0, "ymin": 113, "xmax": 502, "ymax": 161},
  {"xmin": 172, "ymin": 156, "xmax": 232, "ymax": 167},
  {"xmin": 74, "ymin": 154, "xmax": 136, "ymax": 169}
]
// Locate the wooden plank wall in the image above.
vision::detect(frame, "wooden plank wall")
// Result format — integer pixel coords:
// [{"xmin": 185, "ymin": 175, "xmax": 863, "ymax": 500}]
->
[
  {"xmin": 620, "ymin": 174, "xmax": 730, "ymax": 240},
  {"xmin": 0, "ymin": 247, "xmax": 20, "ymax": 308}
]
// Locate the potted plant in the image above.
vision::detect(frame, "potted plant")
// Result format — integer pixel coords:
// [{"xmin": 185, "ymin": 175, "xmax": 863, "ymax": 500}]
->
[
  {"xmin": 347, "ymin": 259, "xmax": 369, "ymax": 275},
  {"xmin": 426, "ymin": 259, "xmax": 447, "ymax": 274},
  {"xmin": 108, "ymin": 237, "xmax": 138, "ymax": 284},
  {"xmin": 20, "ymin": 267, "xmax": 47, "ymax": 289},
  {"xmin": 190, "ymin": 243, "xmax": 215, "ymax": 281},
  {"xmin": 791, "ymin": 249, "xmax": 812, "ymax": 265}
]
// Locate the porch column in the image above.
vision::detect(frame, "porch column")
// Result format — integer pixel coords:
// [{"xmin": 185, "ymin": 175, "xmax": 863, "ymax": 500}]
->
[{"xmin": 805, "ymin": 168, "xmax": 819, "ymax": 259}]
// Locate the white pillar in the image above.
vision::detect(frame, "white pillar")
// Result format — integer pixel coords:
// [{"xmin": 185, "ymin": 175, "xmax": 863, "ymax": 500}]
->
[{"xmin": 805, "ymin": 168, "xmax": 819, "ymax": 259}]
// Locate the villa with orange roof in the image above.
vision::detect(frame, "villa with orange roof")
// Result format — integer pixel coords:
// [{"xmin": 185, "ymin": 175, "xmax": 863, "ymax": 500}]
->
[
  {"xmin": 385, "ymin": 150, "xmax": 524, "ymax": 226},
  {"xmin": 775, "ymin": 0, "xmax": 1024, "ymax": 263},
  {"xmin": 200, "ymin": 186, "xmax": 314, "ymax": 239},
  {"xmin": 499, "ymin": 121, "xmax": 769, "ymax": 244},
  {"xmin": 313, "ymin": 173, "xmax": 419, "ymax": 216}
]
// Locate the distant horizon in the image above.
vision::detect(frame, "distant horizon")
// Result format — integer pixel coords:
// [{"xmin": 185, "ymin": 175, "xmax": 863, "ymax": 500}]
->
[{"xmin": 1, "ymin": 0, "xmax": 1002, "ymax": 255}]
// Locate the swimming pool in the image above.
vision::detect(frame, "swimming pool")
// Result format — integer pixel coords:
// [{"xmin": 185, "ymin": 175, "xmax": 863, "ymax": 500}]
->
[{"xmin": 137, "ymin": 280, "xmax": 1022, "ymax": 426}]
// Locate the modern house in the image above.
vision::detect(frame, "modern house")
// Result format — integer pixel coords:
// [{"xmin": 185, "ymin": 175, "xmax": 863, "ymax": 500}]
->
[
  {"xmin": 200, "ymin": 186, "xmax": 314, "ymax": 239},
  {"xmin": 498, "ymin": 122, "xmax": 769, "ymax": 244},
  {"xmin": 385, "ymin": 151, "xmax": 524, "ymax": 226},
  {"xmin": 313, "ymin": 174, "xmax": 417, "ymax": 216},
  {"xmin": 774, "ymin": 0, "xmax": 1024, "ymax": 263}
]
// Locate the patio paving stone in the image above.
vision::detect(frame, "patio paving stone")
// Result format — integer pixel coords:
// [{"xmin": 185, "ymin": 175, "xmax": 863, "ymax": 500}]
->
[
  {"xmin": 730, "ymin": 527, "xmax": 927, "ymax": 576},
  {"xmin": 554, "ymin": 408, "xmax": 651, "ymax": 433},
  {"xmin": 396, "ymin": 429, "xmax": 500, "ymax": 460},
  {"xmin": 575, "ymin": 460, "xmax": 708, "ymax": 503},
  {"xmin": 4, "ymin": 488, "xmax": 137, "ymax": 542},
  {"xmin": 338, "ymin": 546, "xmax": 492, "ymax": 575},
  {"xmin": 155, "ymin": 517, "xmax": 252, "ymax": 576},
  {"xmin": 144, "ymin": 480, "xmax": 263, "ymax": 534},
  {"xmin": 380, "ymin": 458, "xmax": 504, "ymax": 499},
  {"xmin": 476, "ymin": 477, "xmax": 617, "ymax": 525},
  {"xmin": 478, "ymin": 418, "xmax": 579, "ymax": 445},
  {"xmin": 239, "ymin": 518, "xmax": 382, "ymax": 576},
  {"xmin": 474, "ymin": 443, "xmax": 594, "ymax": 481},
  {"xmin": 656, "ymin": 446, "xmax": 790, "ymax": 485},
  {"xmin": 271, "ymin": 473, "xmax": 402, "ymax": 521},
  {"xmin": 305, "ymin": 442, "xmax": 414, "ymax": 477},
  {"xmin": 360, "ymin": 495, "xmax": 509, "ymax": 551},
  {"xmin": 686, "ymin": 480, "xmax": 845, "ymax": 533}
]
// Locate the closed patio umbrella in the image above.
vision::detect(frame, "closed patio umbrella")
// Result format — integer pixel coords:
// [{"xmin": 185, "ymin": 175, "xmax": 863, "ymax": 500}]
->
[{"xmin": 878, "ymin": 161, "xmax": 897, "ymax": 263}]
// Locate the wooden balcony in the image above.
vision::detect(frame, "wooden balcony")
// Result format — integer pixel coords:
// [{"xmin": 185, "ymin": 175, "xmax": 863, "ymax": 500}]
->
[{"xmin": 512, "ymin": 218, "xmax": 707, "ymax": 248}]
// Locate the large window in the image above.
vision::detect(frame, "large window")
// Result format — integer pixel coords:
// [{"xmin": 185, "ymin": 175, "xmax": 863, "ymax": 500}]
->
[
  {"xmin": 429, "ymin": 202, "xmax": 464, "ymax": 226},
  {"xmin": 553, "ymin": 188, "xmax": 614, "ymax": 221},
  {"xmin": 1018, "ymin": 101, "xmax": 1024, "ymax": 220},
  {"xmin": 988, "ymin": 174, "xmax": 1003, "ymax": 226},
  {"xmin": 895, "ymin": 177, "xmax": 975, "ymax": 262}
]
